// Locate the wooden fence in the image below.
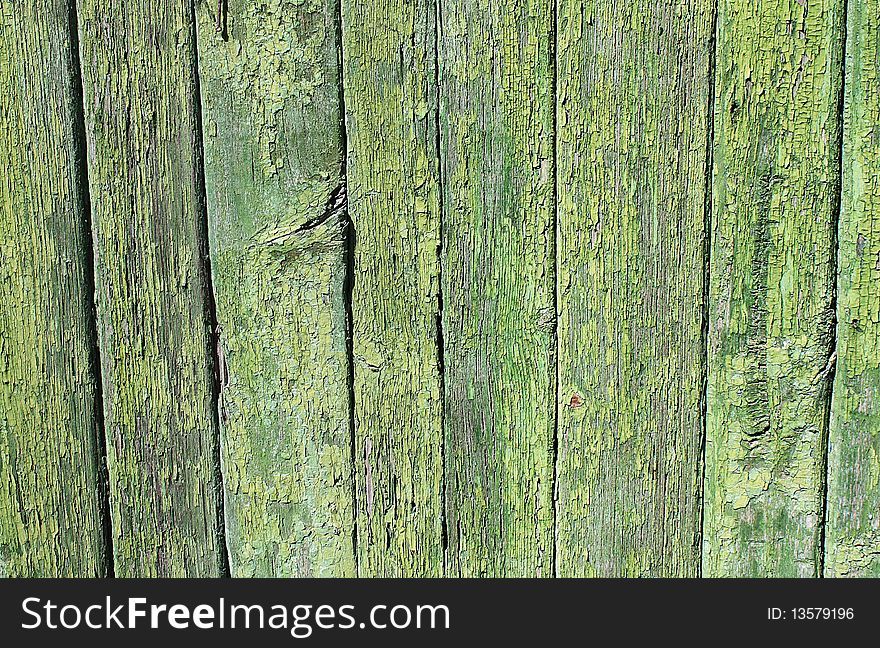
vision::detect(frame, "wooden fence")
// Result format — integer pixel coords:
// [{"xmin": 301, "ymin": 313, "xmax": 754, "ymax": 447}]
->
[{"xmin": 1, "ymin": 0, "xmax": 878, "ymax": 578}]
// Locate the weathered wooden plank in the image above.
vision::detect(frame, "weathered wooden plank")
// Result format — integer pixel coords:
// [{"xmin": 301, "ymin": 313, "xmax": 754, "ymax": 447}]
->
[
  {"xmin": 194, "ymin": 0, "xmax": 354, "ymax": 577},
  {"xmin": 703, "ymin": 0, "xmax": 844, "ymax": 576},
  {"xmin": 555, "ymin": 2, "xmax": 714, "ymax": 576},
  {"xmin": 0, "ymin": 0, "xmax": 108, "ymax": 577},
  {"xmin": 76, "ymin": 1, "xmax": 225, "ymax": 576},
  {"xmin": 825, "ymin": 0, "xmax": 880, "ymax": 577},
  {"xmin": 341, "ymin": 0, "xmax": 444, "ymax": 575},
  {"xmin": 440, "ymin": 0, "xmax": 555, "ymax": 577}
]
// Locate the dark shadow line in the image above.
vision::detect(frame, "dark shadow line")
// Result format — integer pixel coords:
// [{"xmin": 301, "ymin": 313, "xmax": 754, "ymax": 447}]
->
[
  {"xmin": 550, "ymin": 0, "xmax": 560, "ymax": 579},
  {"xmin": 336, "ymin": 0, "xmax": 360, "ymax": 578},
  {"xmin": 819, "ymin": 0, "xmax": 849, "ymax": 578},
  {"xmin": 698, "ymin": 0, "xmax": 720, "ymax": 579},
  {"xmin": 434, "ymin": 0, "xmax": 449, "ymax": 576},
  {"xmin": 66, "ymin": 0, "xmax": 115, "ymax": 579},
  {"xmin": 189, "ymin": 1, "xmax": 231, "ymax": 578}
]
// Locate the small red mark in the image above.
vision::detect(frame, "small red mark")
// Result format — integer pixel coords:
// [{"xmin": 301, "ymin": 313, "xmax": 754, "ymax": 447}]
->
[{"xmin": 569, "ymin": 393, "xmax": 583, "ymax": 409}]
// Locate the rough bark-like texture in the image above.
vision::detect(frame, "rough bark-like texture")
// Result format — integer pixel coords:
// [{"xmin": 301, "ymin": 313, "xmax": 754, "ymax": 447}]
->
[
  {"xmin": 440, "ymin": 0, "xmax": 555, "ymax": 577},
  {"xmin": 76, "ymin": 0, "xmax": 225, "ymax": 577},
  {"xmin": 555, "ymin": 2, "xmax": 713, "ymax": 577},
  {"xmin": 0, "ymin": 0, "xmax": 108, "ymax": 577},
  {"xmin": 703, "ymin": 0, "xmax": 843, "ymax": 577},
  {"xmin": 825, "ymin": 0, "xmax": 880, "ymax": 578},
  {"xmin": 341, "ymin": 0, "xmax": 444, "ymax": 576},
  {"xmin": 195, "ymin": 0, "xmax": 354, "ymax": 577}
]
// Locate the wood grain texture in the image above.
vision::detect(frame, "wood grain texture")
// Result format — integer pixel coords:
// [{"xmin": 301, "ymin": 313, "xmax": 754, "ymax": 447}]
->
[
  {"xmin": 555, "ymin": 1, "xmax": 714, "ymax": 577},
  {"xmin": 76, "ymin": 0, "xmax": 225, "ymax": 576},
  {"xmin": 703, "ymin": 0, "xmax": 843, "ymax": 577},
  {"xmin": 341, "ymin": 0, "xmax": 444, "ymax": 576},
  {"xmin": 195, "ymin": 0, "xmax": 354, "ymax": 577},
  {"xmin": 439, "ymin": 0, "xmax": 555, "ymax": 577},
  {"xmin": 0, "ymin": 0, "xmax": 108, "ymax": 577},
  {"xmin": 825, "ymin": 0, "xmax": 880, "ymax": 577}
]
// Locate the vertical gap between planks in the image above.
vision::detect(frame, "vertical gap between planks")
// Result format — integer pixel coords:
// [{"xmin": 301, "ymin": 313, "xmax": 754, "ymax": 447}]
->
[
  {"xmin": 335, "ymin": 0, "xmax": 360, "ymax": 578},
  {"xmin": 434, "ymin": 0, "xmax": 449, "ymax": 575},
  {"xmin": 550, "ymin": 0, "xmax": 560, "ymax": 579},
  {"xmin": 818, "ymin": 0, "xmax": 849, "ymax": 578},
  {"xmin": 190, "ymin": 0, "xmax": 231, "ymax": 577},
  {"xmin": 67, "ymin": 0, "xmax": 115, "ymax": 578},
  {"xmin": 698, "ymin": 0, "xmax": 720, "ymax": 578}
]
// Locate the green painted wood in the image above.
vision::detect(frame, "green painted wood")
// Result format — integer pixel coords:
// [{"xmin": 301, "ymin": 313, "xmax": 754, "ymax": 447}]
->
[
  {"xmin": 555, "ymin": 1, "xmax": 714, "ymax": 577},
  {"xmin": 194, "ymin": 0, "xmax": 354, "ymax": 577},
  {"xmin": 341, "ymin": 0, "xmax": 444, "ymax": 576},
  {"xmin": 0, "ymin": 0, "xmax": 108, "ymax": 577},
  {"xmin": 76, "ymin": 0, "xmax": 225, "ymax": 576},
  {"xmin": 440, "ymin": 0, "xmax": 555, "ymax": 577},
  {"xmin": 703, "ymin": 0, "xmax": 844, "ymax": 577},
  {"xmin": 825, "ymin": 0, "xmax": 880, "ymax": 578}
]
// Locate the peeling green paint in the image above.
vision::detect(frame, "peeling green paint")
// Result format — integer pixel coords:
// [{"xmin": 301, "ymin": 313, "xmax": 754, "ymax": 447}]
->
[
  {"xmin": 0, "ymin": 0, "xmax": 108, "ymax": 577},
  {"xmin": 555, "ymin": 0, "xmax": 714, "ymax": 577},
  {"xmin": 341, "ymin": 0, "xmax": 444, "ymax": 576},
  {"xmin": 440, "ymin": 0, "xmax": 555, "ymax": 577},
  {"xmin": 7, "ymin": 0, "xmax": 880, "ymax": 581},
  {"xmin": 195, "ymin": 0, "xmax": 354, "ymax": 577},
  {"xmin": 77, "ymin": 1, "xmax": 224, "ymax": 577},
  {"xmin": 703, "ymin": 0, "xmax": 844, "ymax": 577},
  {"xmin": 825, "ymin": 0, "xmax": 880, "ymax": 578}
]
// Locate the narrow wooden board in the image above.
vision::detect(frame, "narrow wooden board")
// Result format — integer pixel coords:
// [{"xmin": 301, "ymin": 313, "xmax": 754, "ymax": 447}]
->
[
  {"xmin": 825, "ymin": 0, "xmax": 880, "ymax": 577},
  {"xmin": 0, "ymin": 0, "xmax": 108, "ymax": 577},
  {"xmin": 341, "ymin": 0, "xmax": 444, "ymax": 576},
  {"xmin": 195, "ymin": 0, "xmax": 354, "ymax": 577},
  {"xmin": 77, "ymin": 1, "xmax": 225, "ymax": 576},
  {"xmin": 440, "ymin": 0, "xmax": 556, "ymax": 577},
  {"xmin": 555, "ymin": 1, "xmax": 715, "ymax": 577},
  {"xmin": 703, "ymin": 0, "xmax": 844, "ymax": 576}
]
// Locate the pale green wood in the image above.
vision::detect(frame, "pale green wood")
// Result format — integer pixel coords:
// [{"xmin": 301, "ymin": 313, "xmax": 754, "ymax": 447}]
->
[
  {"xmin": 440, "ymin": 0, "xmax": 555, "ymax": 577},
  {"xmin": 555, "ymin": 0, "xmax": 714, "ymax": 576},
  {"xmin": 0, "ymin": 0, "xmax": 108, "ymax": 577},
  {"xmin": 77, "ymin": 0, "xmax": 225, "ymax": 576},
  {"xmin": 195, "ymin": 0, "xmax": 354, "ymax": 577},
  {"xmin": 341, "ymin": 0, "xmax": 444, "ymax": 576},
  {"xmin": 703, "ymin": 0, "xmax": 844, "ymax": 577},
  {"xmin": 825, "ymin": 0, "xmax": 880, "ymax": 577}
]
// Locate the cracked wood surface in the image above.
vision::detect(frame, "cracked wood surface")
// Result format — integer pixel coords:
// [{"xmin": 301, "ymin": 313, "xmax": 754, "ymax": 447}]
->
[
  {"xmin": 0, "ymin": 0, "xmax": 108, "ymax": 577},
  {"xmin": 555, "ymin": 0, "xmax": 714, "ymax": 577},
  {"xmin": 703, "ymin": 0, "xmax": 844, "ymax": 577},
  {"xmin": 341, "ymin": 0, "xmax": 444, "ymax": 576},
  {"xmin": 4, "ymin": 0, "xmax": 880, "ymax": 578},
  {"xmin": 76, "ymin": 0, "xmax": 225, "ymax": 576},
  {"xmin": 440, "ymin": 0, "xmax": 556, "ymax": 577},
  {"xmin": 195, "ymin": 0, "xmax": 355, "ymax": 577}
]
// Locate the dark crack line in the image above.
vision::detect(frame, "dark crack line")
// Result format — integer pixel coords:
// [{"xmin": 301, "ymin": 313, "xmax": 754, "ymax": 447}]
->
[
  {"xmin": 550, "ymin": 0, "xmax": 560, "ymax": 579},
  {"xmin": 190, "ymin": 3, "xmax": 231, "ymax": 578},
  {"xmin": 336, "ymin": 0, "xmax": 360, "ymax": 578},
  {"xmin": 67, "ymin": 0, "xmax": 115, "ymax": 579},
  {"xmin": 818, "ymin": 0, "xmax": 849, "ymax": 578},
  {"xmin": 295, "ymin": 181, "xmax": 347, "ymax": 235},
  {"xmin": 434, "ymin": 0, "xmax": 449, "ymax": 577},
  {"xmin": 698, "ymin": 0, "xmax": 720, "ymax": 579}
]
